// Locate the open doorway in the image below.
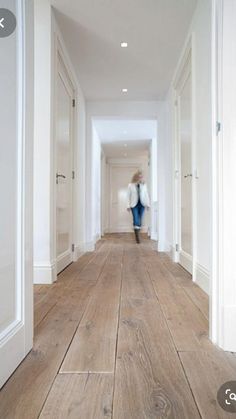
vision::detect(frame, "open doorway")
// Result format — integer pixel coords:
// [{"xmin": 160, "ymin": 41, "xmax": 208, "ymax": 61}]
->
[{"xmin": 92, "ymin": 119, "xmax": 158, "ymax": 241}]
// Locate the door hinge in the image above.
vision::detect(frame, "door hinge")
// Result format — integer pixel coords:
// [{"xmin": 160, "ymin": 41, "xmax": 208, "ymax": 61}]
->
[
  {"xmin": 72, "ymin": 244, "xmax": 75, "ymax": 252},
  {"xmin": 72, "ymin": 99, "xmax": 76, "ymax": 107},
  {"xmin": 216, "ymin": 121, "xmax": 221, "ymax": 135},
  {"xmin": 72, "ymin": 170, "xmax": 75, "ymax": 179},
  {"xmin": 175, "ymin": 244, "xmax": 179, "ymax": 252}
]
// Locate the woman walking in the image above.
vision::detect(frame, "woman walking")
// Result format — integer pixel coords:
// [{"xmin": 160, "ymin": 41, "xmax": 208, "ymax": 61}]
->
[{"xmin": 127, "ymin": 170, "xmax": 150, "ymax": 243}]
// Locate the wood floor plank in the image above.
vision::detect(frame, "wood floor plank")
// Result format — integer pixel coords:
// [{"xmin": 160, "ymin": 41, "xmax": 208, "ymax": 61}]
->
[
  {"xmin": 113, "ymin": 297, "xmax": 200, "ymax": 419},
  {"xmin": 121, "ymin": 243, "xmax": 157, "ymax": 300},
  {"xmin": 153, "ymin": 287, "xmax": 212, "ymax": 351},
  {"xmin": 183, "ymin": 284, "xmax": 209, "ymax": 320},
  {"xmin": 61, "ymin": 245, "xmax": 123, "ymax": 373},
  {"xmin": 0, "ymin": 289, "xmax": 91, "ymax": 419},
  {"xmin": 179, "ymin": 349, "xmax": 236, "ymax": 419},
  {"xmin": 39, "ymin": 373, "xmax": 113, "ymax": 419},
  {"xmin": 0, "ymin": 243, "xmax": 111, "ymax": 419}
]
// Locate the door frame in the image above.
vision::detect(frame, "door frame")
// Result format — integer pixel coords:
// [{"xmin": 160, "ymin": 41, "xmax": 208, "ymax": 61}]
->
[
  {"xmin": 108, "ymin": 162, "xmax": 140, "ymax": 233},
  {"xmin": 211, "ymin": 0, "xmax": 236, "ymax": 351},
  {"xmin": 0, "ymin": 0, "xmax": 33, "ymax": 388},
  {"xmin": 173, "ymin": 36, "xmax": 197, "ymax": 279},
  {"xmin": 53, "ymin": 37, "xmax": 76, "ymax": 275}
]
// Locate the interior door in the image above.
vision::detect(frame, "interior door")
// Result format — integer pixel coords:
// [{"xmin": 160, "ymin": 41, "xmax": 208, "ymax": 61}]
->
[
  {"xmin": 110, "ymin": 166, "xmax": 139, "ymax": 232},
  {"xmin": 56, "ymin": 58, "xmax": 74, "ymax": 274},
  {"xmin": 0, "ymin": 1, "xmax": 33, "ymax": 388},
  {"xmin": 178, "ymin": 61, "xmax": 193, "ymax": 273}
]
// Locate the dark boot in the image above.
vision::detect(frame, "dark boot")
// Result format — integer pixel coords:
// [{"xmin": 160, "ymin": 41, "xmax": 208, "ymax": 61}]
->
[{"xmin": 134, "ymin": 229, "xmax": 140, "ymax": 243}]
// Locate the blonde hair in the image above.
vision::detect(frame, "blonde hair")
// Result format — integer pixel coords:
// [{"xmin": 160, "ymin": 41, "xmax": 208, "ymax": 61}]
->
[{"xmin": 131, "ymin": 170, "xmax": 144, "ymax": 183}]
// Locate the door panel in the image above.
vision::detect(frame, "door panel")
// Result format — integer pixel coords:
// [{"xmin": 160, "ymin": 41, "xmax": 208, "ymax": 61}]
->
[
  {"xmin": 180, "ymin": 74, "xmax": 192, "ymax": 256},
  {"xmin": 56, "ymin": 59, "xmax": 73, "ymax": 273},
  {"xmin": 177, "ymin": 63, "xmax": 193, "ymax": 274},
  {"xmin": 0, "ymin": 0, "xmax": 33, "ymax": 388},
  {"xmin": 110, "ymin": 166, "xmax": 139, "ymax": 232}
]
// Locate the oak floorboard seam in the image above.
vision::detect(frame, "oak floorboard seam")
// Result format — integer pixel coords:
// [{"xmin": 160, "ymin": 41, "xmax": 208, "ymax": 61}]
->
[
  {"xmin": 176, "ymin": 349, "xmax": 203, "ymax": 419},
  {"xmin": 57, "ymin": 242, "xmax": 114, "ymax": 373},
  {"xmin": 37, "ymin": 242, "xmax": 113, "ymax": 419},
  {"xmin": 138, "ymin": 243, "xmax": 202, "ymax": 418},
  {"xmin": 111, "ymin": 245, "xmax": 124, "ymax": 419}
]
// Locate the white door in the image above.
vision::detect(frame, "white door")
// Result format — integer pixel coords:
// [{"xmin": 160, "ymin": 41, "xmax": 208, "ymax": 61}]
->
[
  {"xmin": 109, "ymin": 165, "xmax": 139, "ymax": 232},
  {"xmin": 177, "ymin": 57, "xmax": 193, "ymax": 273},
  {"xmin": 0, "ymin": 1, "xmax": 33, "ymax": 388},
  {"xmin": 55, "ymin": 57, "xmax": 74, "ymax": 274}
]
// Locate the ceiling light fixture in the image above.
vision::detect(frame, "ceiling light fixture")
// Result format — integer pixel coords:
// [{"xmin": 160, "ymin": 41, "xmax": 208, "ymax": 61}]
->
[
  {"xmin": 121, "ymin": 42, "xmax": 128, "ymax": 48},
  {"xmin": 122, "ymin": 88, "xmax": 128, "ymax": 93}
]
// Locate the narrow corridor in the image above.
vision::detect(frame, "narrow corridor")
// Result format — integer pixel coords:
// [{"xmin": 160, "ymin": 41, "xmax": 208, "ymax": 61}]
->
[{"xmin": 0, "ymin": 235, "xmax": 235, "ymax": 418}]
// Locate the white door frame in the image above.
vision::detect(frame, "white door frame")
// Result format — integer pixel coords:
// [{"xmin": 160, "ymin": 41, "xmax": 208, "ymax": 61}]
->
[
  {"xmin": 173, "ymin": 36, "xmax": 197, "ymax": 279},
  {"xmin": 211, "ymin": 0, "xmax": 236, "ymax": 351},
  {"xmin": 53, "ymin": 38, "xmax": 76, "ymax": 275},
  {"xmin": 108, "ymin": 162, "xmax": 140, "ymax": 233},
  {"xmin": 0, "ymin": 0, "xmax": 33, "ymax": 388}
]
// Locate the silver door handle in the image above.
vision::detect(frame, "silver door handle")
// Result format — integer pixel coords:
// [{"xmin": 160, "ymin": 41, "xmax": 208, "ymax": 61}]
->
[
  {"xmin": 184, "ymin": 174, "xmax": 192, "ymax": 178},
  {"xmin": 56, "ymin": 173, "xmax": 66, "ymax": 179}
]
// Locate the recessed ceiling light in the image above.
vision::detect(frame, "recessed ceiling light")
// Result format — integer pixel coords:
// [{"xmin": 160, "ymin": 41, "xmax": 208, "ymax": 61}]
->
[
  {"xmin": 122, "ymin": 88, "xmax": 128, "ymax": 93},
  {"xmin": 121, "ymin": 42, "xmax": 128, "ymax": 48}
]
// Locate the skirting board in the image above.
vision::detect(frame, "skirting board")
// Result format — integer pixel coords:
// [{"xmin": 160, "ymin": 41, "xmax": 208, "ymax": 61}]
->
[
  {"xmin": 73, "ymin": 243, "xmax": 85, "ymax": 261},
  {"xmin": 85, "ymin": 241, "xmax": 96, "ymax": 252},
  {"xmin": 158, "ymin": 241, "xmax": 172, "ymax": 253},
  {"xmin": 34, "ymin": 263, "xmax": 56, "ymax": 284},
  {"xmin": 179, "ymin": 250, "xmax": 192, "ymax": 275},
  {"xmin": 195, "ymin": 262, "xmax": 210, "ymax": 295}
]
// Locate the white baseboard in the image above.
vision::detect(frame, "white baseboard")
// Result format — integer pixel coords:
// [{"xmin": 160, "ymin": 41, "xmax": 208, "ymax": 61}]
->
[
  {"xmin": 85, "ymin": 241, "xmax": 95, "ymax": 252},
  {"xmin": 179, "ymin": 250, "xmax": 192, "ymax": 274},
  {"xmin": 73, "ymin": 243, "xmax": 85, "ymax": 261},
  {"xmin": 195, "ymin": 262, "xmax": 210, "ymax": 295},
  {"xmin": 158, "ymin": 240, "xmax": 171, "ymax": 252},
  {"xmin": 151, "ymin": 231, "xmax": 158, "ymax": 241},
  {"xmin": 57, "ymin": 250, "xmax": 72, "ymax": 274},
  {"xmin": 34, "ymin": 262, "xmax": 56, "ymax": 284}
]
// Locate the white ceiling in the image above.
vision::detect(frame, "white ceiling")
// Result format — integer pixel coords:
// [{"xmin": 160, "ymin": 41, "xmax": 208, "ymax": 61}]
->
[
  {"xmin": 94, "ymin": 119, "xmax": 157, "ymax": 142},
  {"xmin": 93, "ymin": 119, "xmax": 155, "ymax": 158},
  {"xmin": 52, "ymin": 0, "xmax": 197, "ymax": 101},
  {"xmin": 102, "ymin": 139, "xmax": 150, "ymax": 159}
]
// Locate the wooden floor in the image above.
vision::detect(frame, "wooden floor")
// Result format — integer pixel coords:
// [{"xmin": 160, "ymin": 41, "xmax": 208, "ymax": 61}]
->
[{"xmin": 1, "ymin": 234, "xmax": 236, "ymax": 419}]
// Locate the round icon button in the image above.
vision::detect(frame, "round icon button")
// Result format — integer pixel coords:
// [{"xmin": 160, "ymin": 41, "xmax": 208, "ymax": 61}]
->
[
  {"xmin": 217, "ymin": 381, "xmax": 236, "ymax": 413},
  {"xmin": 0, "ymin": 9, "xmax": 17, "ymax": 38}
]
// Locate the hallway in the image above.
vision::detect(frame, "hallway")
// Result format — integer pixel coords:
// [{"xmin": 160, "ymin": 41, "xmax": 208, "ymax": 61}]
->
[{"xmin": 0, "ymin": 234, "xmax": 235, "ymax": 419}]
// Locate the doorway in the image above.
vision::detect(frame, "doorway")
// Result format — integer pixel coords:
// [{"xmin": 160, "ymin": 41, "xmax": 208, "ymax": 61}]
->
[
  {"xmin": 109, "ymin": 164, "xmax": 140, "ymax": 232},
  {"xmin": 55, "ymin": 54, "xmax": 75, "ymax": 274},
  {"xmin": 174, "ymin": 50, "xmax": 194, "ymax": 275}
]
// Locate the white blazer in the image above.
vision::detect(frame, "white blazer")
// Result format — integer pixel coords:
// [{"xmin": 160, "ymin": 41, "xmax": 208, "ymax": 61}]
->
[{"xmin": 127, "ymin": 182, "xmax": 150, "ymax": 208}]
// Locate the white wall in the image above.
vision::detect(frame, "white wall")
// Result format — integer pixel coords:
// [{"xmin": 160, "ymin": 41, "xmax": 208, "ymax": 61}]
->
[
  {"xmin": 91, "ymin": 126, "xmax": 102, "ymax": 242},
  {"xmin": 34, "ymin": 2, "xmax": 87, "ymax": 283},
  {"xmin": 164, "ymin": 0, "xmax": 212, "ymax": 291}
]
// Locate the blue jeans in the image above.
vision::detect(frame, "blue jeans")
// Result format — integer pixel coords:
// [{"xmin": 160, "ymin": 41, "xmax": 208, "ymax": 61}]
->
[{"xmin": 131, "ymin": 200, "xmax": 145, "ymax": 228}]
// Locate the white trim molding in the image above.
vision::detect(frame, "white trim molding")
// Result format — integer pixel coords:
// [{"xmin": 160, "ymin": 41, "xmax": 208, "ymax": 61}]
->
[
  {"xmin": 34, "ymin": 262, "xmax": 56, "ymax": 284},
  {"xmin": 211, "ymin": 0, "xmax": 236, "ymax": 351},
  {"xmin": 195, "ymin": 263, "xmax": 210, "ymax": 295}
]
